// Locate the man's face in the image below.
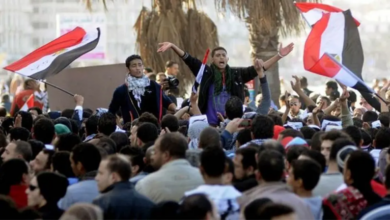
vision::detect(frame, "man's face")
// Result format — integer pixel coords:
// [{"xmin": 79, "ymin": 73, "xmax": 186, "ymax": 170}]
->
[
  {"xmin": 286, "ymin": 167, "xmax": 299, "ymax": 193},
  {"xmin": 166, "ymin": 64, "xmax": 179, "ymax": 76},
  {"xmin": 128, "ymin": 59, "xmax": 144, "ymax": 78},
  {"xmin": 151, "ymin": 140, "xmax": 167, "ymax": 170},
  {"xmin": 130, "ymin": 126, "xmax": 138, "ymax": 147},
  {"xmin": 360, "ymin": 98, "xmax": 373, "ymax": 111},
  {"xmin": 29, "ymin": 110, "xmax": 38, "ymax": 120},
  {"xmin": 1, "ymin": 142, "xmax": 18, "ymax": 162},
  {"xmin": 212, "ymin": 50, "xmax": 228, "ymax": 69},
  {"xmin": 306, "ymin": 114, "xmax": 314, "ymax": 125},
  {"xmin": 26, "ymin": 177, "xmax": 45, "ymax": 207},
  {"xmin": 316, "ymin": 97, "xmax": 328, "ymax": 109},
  {"xmin": 321, "ymin": 140, "xmax": 333, "ymax": 164},
  {"xmin": 233, "ymin": 154, "xmax": 246, "ymax": 180},
  {"xmin": 30, "ymin": 151, "xmax": 49, "ymax": 174},
  {"xmin": 289, "ymin": 97, "xmax": 301, "ymax": 114},
  {"xmin": 95, "ymin": 160, "xmax": 114, "ymax": 192},
  {"xmin": 325, "ymin": 87, "xmax": 332, "ymax": 96},
  {"xmin": 353, "ymin": 108, "xmax": 364, "ymax": 119},
  {"xmin": 69, "ymin": 153, "xmax": 82, "ymax": 177}
]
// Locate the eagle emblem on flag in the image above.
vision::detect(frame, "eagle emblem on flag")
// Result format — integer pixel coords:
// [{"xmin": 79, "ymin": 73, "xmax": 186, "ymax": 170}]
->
[
  {"xmin": 53, "ymin": 49, "xmax": 67, "ymax": 56},
  {"xmin": 330, "ymin": 54, "xmax": 341, "ymax": 62}
]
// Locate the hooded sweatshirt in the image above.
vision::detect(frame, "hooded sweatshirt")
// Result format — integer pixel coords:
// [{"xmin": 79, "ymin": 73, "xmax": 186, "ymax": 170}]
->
[
  {"xmin": 185, "ymin": 185, "xmax": 241, "ymax": 220},
  {"xmin": 304, "ymin": 196, "xmax": 323, "ymax": 220}
]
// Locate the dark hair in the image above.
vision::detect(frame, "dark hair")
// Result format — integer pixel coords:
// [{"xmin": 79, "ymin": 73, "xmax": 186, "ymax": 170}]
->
[
  {"xmin": 55, "ymin": 133, "xmax": 81, "ymax": 152},
  {"xmin": 361, "ymin": 129, "xmax": 372, "ymax": 146},
  {"xmin": 105, "ymin": 155, "xmax": 132, "ymax": 180},
  {"xmin": 36, "ymin": 172, "xmax": 68, "ymax": 203},
  {"xmin": 348, "ymin": 90, "xmax": 357, "ymax": 103},
  {"xmin": 161, "ymin": 115, "xmax": 179, "ymax": 132},
  {"xmin": 267, "ymin": 113, "xmax": 283, "ymax": 126},
  {"xmin": 374, "ymin": 127, "xmax": 390, "ymax": 149},
  {"xmin": 286, "ymin": 145, "xmax": 309, "ymax": 165},
  {"xmin": 343, "ymin": 126, "xmax": 362, "ymax": 147},
  {"xmin": 319, "ymin": 96, "xmax": 331, "ymax": 107},
  {"xmin": 236, "ymin": 129, "xmax": 252, "ymax": 147},
  {"xmin": 310, "ymin": 131, "xmax": 324, "ymax": 151},
  {"xmin": 235, "ymin": 147, "xmax": 257, "ymax": 170},
  {"xmin": 28, "ymin": 107, "xmax": 42, "ymax": 115},
  {"xmin": 60, "ymin": 109, "xmax": 74, "ymax": 119},
  {"xmin": 279, "ymin": 129, "xmax": 304, "ymax": 139},
  {"xmin": 362, "ymin": 111, "xmax": 378, "ymax": 123},
  {"xmin": 0, "ymin": 133, "xmax": 6, "ymax": 149},
  {"xmin": 144, "ymin": 67, "xmax": 153, "ymax": 73},
  {"xmin": 251, "ymin": 115, "xmax": 274, "ymax": 139},
  {"xmin": 330, "ymin": 90, "xmax": 340, "ymax": 101},
  {"xmin": 0, "ymin": 159, "xmax": 29, "ymax": 195},
  {"xmin": 255, "ymin": 203, "xmax": 295, "ymax": 220},
  {"xmin": 28, "ymin": 140, "xmax": 44, "ymax": 160},
  {"xmin": 85, "ymin": 115, "xmax": 99, "ymax": 136},
  {"xmin": 51, "ymin": 151, "xmax": 75, "ymax": 178},
  {"xmin": 33, "ymin": 118, "xmax": 55, "ymax": 144},
  {"xmin": 0, "ymin": 195, "xmax": 19, "ymax": 218},
  {"xmin": 226, "ymin": 157, "xmax": 234, "ymax": 176},
  {"xmin": 157, "ymin": 133, "xmax": 187, "ymax": 159},
  {"xmin": 179, "ymin": 194, "xmax": 213, "ymax": 219},
  {"xmin": 200, "ymin": 147, "xmax": 226, "ymax": 177},
  {"xmin": 150, "ymin": 201, "xmax": 180, "ymax": 219},
  {"xmin": 137, "ymin": 122, "xmax": 159, "ymax": 145},
  {"xmin": 0, "ymin": 107, "xmax": 6, "ymax": 117},
  {"xmin": 258, "ymin": 140, "xmax": 286, "ymax": 156},
  {"xmin": 98, "ymin": 113, "xmax": 117, "ymax": 136},
  {"xmin": 211, "ymin": 47, "xmax": 227, "ymax": 57},
  {"xmin": 13, "ymin": 141, "xmax": 32, "ymax": 161},
  {"xmin": 379, "ymin": 113, "xmax": 390, "ymax": 127},
  {"xmin": 41, "ymin": 149, "xmax": 55, "ymax": 170},
  {"xmin": 71, "ymin": 143, "xmax": 101, "ymax": 173},
  {"xmin": 326, "ymin": 81, "xmax": 338, "ymax": 90},
  {"xmin": 321, "ymin": 130, "xmax": 351, "ymax": 143},
  {"xmin": 138, "ymin": 112, "xmax": 159, "ymax": 129},
  {"xmin": 244, "ymin": 198, "xmax": 273, "ymax": 220},
  {"xmin": 120, "ymin": 146, "xmax": 145, "ymax": 174},
  {"xmin": 199, "ymin": 127, "xmax": 221, "ymax": 149},
  {"xmin": 165, "ymin": 60, "xmax": 178, "ymax": 68},
  {"xmin": 109, "ymin": 132, "xmax": 130, "ymax": 152},
  {"xmin": 301, "ymin": 150, "xmax": 327, "ymax": 172},
  {"xmin": 353, "ymin": 118, "xmax": 363, "ymax": 128},
  {"xmin": 291, "ymin": 159, "xmax": 321, "ymax": 190},
  {"xmin": 125, "ymin": 54, "xmax": 142, "ymax": 68},
  {"xmin": 225, "ymin": 96, "xmax": 244, "ymax": 120},
  {"xmin": 69, "ymin": 119, "xmax": 79, "ymax": 134},
  {"xmin": 330, "ymin": 138, "xmax": 355, "ymax": 162},
  {"xmin": 95, "ymin": 137, "xmax": 117, "ymax": 155},
  {"xmin": 17, "ymin": 111, "xmax": 34, "ymax": 131},
  {"xmin": 300, "ymin": 126, "xmax": 316, "ymax": 140},
  {"xmin": 300, "ymin": 76, "xmax": 308, "ymax": 87},
  {"xmin": 258, "ymin": 150, "xmax": 284, "ymax": 182},
  {"xmin": 1, "ymin": 117, "xmax": 14, "ymax": 135},
  {"xmin": 54, "ymin": 117, "xmax": 72, "ymax": 131}
]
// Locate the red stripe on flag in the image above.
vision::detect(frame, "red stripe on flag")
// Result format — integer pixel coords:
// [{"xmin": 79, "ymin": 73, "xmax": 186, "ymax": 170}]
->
[
  {"xmin": 26, "ymin": 94, "xmax": 34, "ymax": 108},
  {"xmin": 4, "ymin": 27, "xmax": 86, "ymax": 71},
  {"xmin": 202, "ymin": 49, "xmax": 210, "ymax": 64},
  {"xmin": 295, "ymin": 2, "xmax": 360, "ymax": 26},
  {"xmin": 311, "ymin": 54, "xmax": 341, "ymax": 78}
]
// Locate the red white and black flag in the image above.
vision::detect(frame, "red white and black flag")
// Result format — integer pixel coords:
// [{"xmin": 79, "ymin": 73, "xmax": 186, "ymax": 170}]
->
[
  {"xmin": 4, "ymin": 27, "xmax": 100, "ymax": 79},
  {"xmin": 303, "ymin": 10, "xmax": 371, "ymax": 93}
]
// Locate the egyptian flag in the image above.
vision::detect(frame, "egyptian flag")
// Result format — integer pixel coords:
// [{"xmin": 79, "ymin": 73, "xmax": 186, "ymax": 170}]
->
[
  {"xmin": 295, "ymin": 2, "xmax": 360, "ymax": 27},
  {"xmin": 20, "ymin": 94, "xmax": 35, "ymax": 112},
  {"xmin": 4, "ymin": 27, "xmax": 100, "ymax": 80},
  {"xmin": 304, "ymin": 10, "xmax": 380, "ymax": 110},
  {"xmin": 192, "ymin": 49, "xmax": 210, "ymax": 93}
]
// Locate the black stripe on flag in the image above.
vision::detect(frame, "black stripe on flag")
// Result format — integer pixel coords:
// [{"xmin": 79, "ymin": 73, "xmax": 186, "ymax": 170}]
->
[{"xmin": 31, "ymin": 29, "xmax": 100, "ymax": 80}]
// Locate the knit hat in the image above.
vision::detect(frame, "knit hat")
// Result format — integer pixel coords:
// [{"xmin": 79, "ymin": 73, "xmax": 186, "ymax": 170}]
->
[
  {"xmin": 36, "ymin": 172, "xmax": 68, "ymax": 203},
  {"xmin": 55, "ymin": 124, "xmax": 71, "ymax": 135}
]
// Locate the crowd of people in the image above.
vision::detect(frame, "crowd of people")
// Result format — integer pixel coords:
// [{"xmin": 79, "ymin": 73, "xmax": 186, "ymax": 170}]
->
[{"xmin": 0, "ymin": 41, "xmax": 390, "ymax": 220}]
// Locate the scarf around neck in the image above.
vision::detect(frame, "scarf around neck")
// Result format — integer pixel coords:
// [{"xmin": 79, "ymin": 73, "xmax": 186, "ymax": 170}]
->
[
  {"xmin": 126, "ymin": 75, "xmax": 150, "ymax": 108},
  {"xmin": 211, "ymin": 63, "xmax": 233, "ymax": 96}
]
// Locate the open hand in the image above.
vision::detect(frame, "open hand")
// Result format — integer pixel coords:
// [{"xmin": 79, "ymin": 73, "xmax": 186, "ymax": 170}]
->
[
  {"xmin": 157, "ymin": 42, "xmax": 173, "ymax": 53},
  {"xmin": 313, "ymin": 101, "xmax": 324, "ymax": 115},
  {"xmin": 290, "ymin": 75, "xmax": 301, "ymax": 92},
  {"xmin": 279, "ymin": 43, "xmax": 294, "ymax": 57}
]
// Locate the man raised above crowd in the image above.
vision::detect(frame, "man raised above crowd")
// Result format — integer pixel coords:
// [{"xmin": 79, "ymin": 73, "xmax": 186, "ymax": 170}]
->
[{"xmin": 157, "ymin": 42, "xmax": 294, "ymax": 126}]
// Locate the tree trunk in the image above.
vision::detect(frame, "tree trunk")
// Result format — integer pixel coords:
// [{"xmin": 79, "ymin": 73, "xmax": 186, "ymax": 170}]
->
[{"xmin": 246, "ymin": 18, "xmax": 281, "ymax": 108}]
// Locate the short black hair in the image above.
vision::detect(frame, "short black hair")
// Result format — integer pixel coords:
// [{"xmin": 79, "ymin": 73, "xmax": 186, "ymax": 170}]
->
[
  {"xmin": 33, "ymin": 118, "xmax": 55, "ymax": 144},
  {"xmin": 71, "ymin": 143, "xmax": 101, "ymax": 172},
  {"xmin": 200, "ymin": 147, "xmax": 226, "ymax": 177},
  {"xmin": 165, "ymin": 60, "xmax": 178, "ymax": 68},
  {"xmin": 267, "ymin": 113, "xmax": 283, "ymax": 126},
  {"xmin": 157, "ymin": 133, "xmax": 187, "ymax": 159},
  {"xmin": 138, "ymin": 112, "xmax": 159, "ymax": 129},
  {"xmin": 179, "ymin": 194, "xmax": 213, "ymax": 219},
  {"xmin": 28, "ymin": 107, "xmax": 42, "ymax": 115},
  {"xmin": 125, "ymin": 55, "xmax": 142, "ymax": 68},
  {"xmin": 258, "ymin": 150, "xmax": 284, "ymax": 182},
  {"xmin": 199, "ymin": 127, "xmax": 221, "ymax": 149},
  {"xmin": 98, "ymin": 112, "xmax": 117, "ymax": 136},
  {"xmin": 105, "ymin": 155, "xmax": 132, "ymax": 181},
  {"xmin": 256, "ymin": 203, "xmax": 295, "ymax": 219},
  {"xmin": 300, "ymin": 150, "xmax": 327, "ymax": 172},
  {"xmin": 9, "ymin": 127, "xmax": 30, "ymax": 141},
  {"xmin": 362, "ymin": 111, "xmax": 378, "ymax": 123},
  {"xmin": 109, "ymin": 132, "xmax": 130, "ymax": 152},
  {"xmin": 236, "ymin": 129, "xmax": 252, "ymax": 147},
  {"xmin": 329, "ymin": 138, "xmax": 355, "ymax": 162},
  {"xmin": 244, "ymin": 198, "xmax": 273, "ymax": 220},
  {"xmin": 161, "ymin": 115, "xmax": 179, "ymax": 132},
  {"xmin": 60, "ymin": 109, "xmax": 74, "ymax": 119},
  {"xmin": 379, "ymin": 113, "xmax": 390, "ymax": 127},
  {"xmin": 300, "ymin": 126, "xmax": 316, "ymax": 140},
  {"xmin": 361, "ymin": 129, "xmax": 372, "ymax": 146},
  {"xmin": 279, "ymin": 129, "xmax": 304, "ymax": 139},
  {"xmin": 353, "ymin": 118, "xmax": 363, "ymax": 128},
  {"xmin": 225, "ymin": 96, "xmax": 244, "ymax": 120},
  {"xmin": 343, "ymin": 126, "xmax": 362, "ymax": 147},
  {"xmin": 211, "ymin": 47, "xmax": 227, "ymax": 57},
  {"xmin": 346, "ymin": 151, "xmax": 376, "ymax": 187},
  {"xmin": 235, "ymin": 147, "xmax": 257, "ymax": 170},
  {"xmin": 18, "ymin": 111, "xmax": 33, "ymax": 131},
  {"xmin": 348, "ymin": 90, "xmax": 357, "ymax": 103},
  {"xmin": 95, "ymin": 137, "xmax": 117, "ymax": 155},
  {"xmin": 28, "ymin": 140, "xmax": 44, "ymax": 161},
  {"xmin": 251, "ymin": 115, "xmax": 274, "ymax": 139},
  {"xmin": 258, "ymin": 140, "xmax": 286, "ymax": 156},
  {"xmin": 120, "ymin": 146, "xmax": 145, "ymax": 173},
  {"xmin": 144, "ymin": 67, "xmax": 153, "ymax": 73},
  {"xmin": 85, "ymin": 115, "xmax": 99, "ymax": 135},
  {"xmin": 321, "ymin": 130, "xmax": 351, "ymax": 143},
  {"xmin": 54, "ymin": 133, "xmax": 81, "ymax": 152},
  {"xmin": 69, "ymin": 119, "xmax": 79, "ymax": 134},
  {"xmin": 0, "ymin": 159, "xmax": 29, "ymax": 194},
  {"xmin": 375, "ymin": 128, "xmax": 390, "ymax": 149},
  {"xmin": 51, "ymin": 151, "xmax": 75, "ymax": 178},
  {"xmin": 137, "ymin": 122, "xmax": 159, "ymax": 144},
  {"xmin": 13, "ymin": 141, "xmax": 32, "ymax": 161},
  {"xmin": 286, "ymin": 145, "xmax": 309, "ymax": 165},
  {"xmin": 291, "ymin": 159, "xmax": 321, "ymax": 190},
  {"xmin": 326, "ymin": 81, "xmax": 338, "ymax": 90}
]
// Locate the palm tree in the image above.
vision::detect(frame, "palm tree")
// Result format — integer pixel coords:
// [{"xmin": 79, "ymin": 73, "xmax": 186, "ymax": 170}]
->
[
  {"xmin": 215, "ymin": 0, "xmax": 318, "ymax": 106},
  {"xmin": 84, "ymin": 0, "xmax": 219, "ymax": 97}
]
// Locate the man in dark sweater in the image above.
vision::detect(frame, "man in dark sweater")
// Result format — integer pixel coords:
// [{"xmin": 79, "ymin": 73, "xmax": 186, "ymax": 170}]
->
[
  {"xmin": 157, "ymin": 42, "xmax": 294, "ymax": 126},
  {"xmin": 109, "ymin": 55, "xmax": 176, "ymax": 123}
]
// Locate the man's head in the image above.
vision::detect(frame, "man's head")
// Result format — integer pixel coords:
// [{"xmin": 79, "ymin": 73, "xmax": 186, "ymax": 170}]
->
[
  {"xmin": 287, "ymin": 159, "xmax": 321, "ymax": 194},
  {"xmin": 97, "ymin": 113, "xmax": 117, "ymax": 137},
  {"xmin": 321, "ymin": 130, "xmax": 351, "ymax": 164},
  {"xmin": 165, "ymin": 61, "xmax": 179, "ymax": 76},
  {"xmin": 85, "ymin": 115, "xmax": 99, "ymax": 136},
  {"xmin": 28, "ymin": 107, "xmax": 42, "ymax": 120},
  {"xmin": 233, "ymin": 147, "xmax": 257, "ymax": 180},
  {"xmin": 344, "ymin": 151, "xmax": 375, "ymax": 187},
  {"xmin": 54, "ymin": 133, "xmax": 81, "ymax": 152},
  {"xmin": 95, "ymin": 137, "xmax": 117, "ymax": 155},
  {"xmin": 9, "ymin": 127, "xmax": 30, "ymax": 142},
  {"xmin": 360, "ymin": 97, "xmax": 373, "ymax": 111},
  {"xmin": 27, "ymin": 172, "xmax": 68, "ymax": 207},
  {"xmin": 24, "ymin": 79, "xmax": 38, "ymax": 90},
  {"xmin": 30, "ymin": 149, "xmax": 54, "ymax": 174},
  {"xmin": 95, "ymin": 154, "xmax": 131, "ymax": 192},
  {"xmin": 125, "ymin": 55, "xmax": 144, "ymax": 78},
  {"xmin": 136, "ymin": 123, "xmax": 159, "ymax": 147},
  {"xmin": 325, "ymin": 81, "xmax": 338, "ymax": 96},
  {"xmin": 374, "ymin": 128, "xmax": 390, "ymax": 150},
  {"xmin": 225, "ymin": 96, "xmax": 244, "ymax": 120},
  {"xmin": 152, "ymin": 133, "xmax": 187, "ymax": 169},
  {"xmin": 257, "ymin": 150, "xmax": 285, "ymax": 182},
  {"xmin": 316, "ymin": 96, "xmax": 331, "ymax": 109},
  {"xmin": 161, "ymin": 115, "xmax": 179, "ymax": 133},
  {"xmin": 200, "ymin": 147, "xmax": 226, "ymax": 180},
  {"xmin": 211, "ymin": 47, "xmax": 228, "ymax": 70},
  {"xmin": 32, "ymin": 118, "xmax": 55, "ymax": 145},
  {"xmin": 251, "ymin": 115, "xmax": 274, "ymax": 140},
  {"xmin": 70, "ymin": 143, "xmax": 101, "ymax": 177},
  {"xmin": 198, "ymin": 127, "xmax": 221, "ymax": 149},
  {"xmin": 300, "ymin": 77, "xmax": 309, "ymax": 89},
  {"xmin": 120, "ymin": 146, "xmax": 145, "ymax": 177},
  {"xmin": 1, "ymin": 141, "xmax": 32, "ymax": 162},
  {"xmin": 156, "ymin": 72, "xmax": 167, "ymax": 86},
  {"xmin": 289, "ymin": 95, "xmax": 301, "ymax": 115}
]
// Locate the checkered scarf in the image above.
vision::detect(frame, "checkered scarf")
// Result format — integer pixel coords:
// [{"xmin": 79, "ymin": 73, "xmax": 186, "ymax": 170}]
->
[{"xmin": 126, "ymin": 75, "xmax": 150, "ymax": 108}]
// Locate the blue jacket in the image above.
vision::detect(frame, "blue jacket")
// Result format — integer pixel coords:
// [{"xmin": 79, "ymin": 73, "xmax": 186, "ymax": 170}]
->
[{"xmin": 108, "ymin": 82, "xmax": 170, "ymax": 123}]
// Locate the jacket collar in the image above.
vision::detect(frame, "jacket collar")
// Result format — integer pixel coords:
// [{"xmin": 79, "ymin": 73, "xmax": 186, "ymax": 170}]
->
[
  {"xmin": 101, "ymin": 181, "xmax": 132, "ymax": 194},
  {"xmin": 160, "ymin": 159, "xmax": 191, "ymax": 170}
]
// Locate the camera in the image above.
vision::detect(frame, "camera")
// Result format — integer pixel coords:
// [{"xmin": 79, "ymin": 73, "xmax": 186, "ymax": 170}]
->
[{"xmin": 164, "ymin": 76, "xmax": 179, "ymax": 89}]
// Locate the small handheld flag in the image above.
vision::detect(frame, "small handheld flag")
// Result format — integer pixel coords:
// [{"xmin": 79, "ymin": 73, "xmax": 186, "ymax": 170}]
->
[
  {"xmin": 20, "ymin": 94, "xmax": 35, "ymax": 112},
  {"xmin": 192, "ymin": 49, "xmax": 210, "ymax": 93}
]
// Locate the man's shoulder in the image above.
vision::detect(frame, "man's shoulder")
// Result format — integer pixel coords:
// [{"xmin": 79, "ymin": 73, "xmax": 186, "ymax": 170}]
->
[{"xmin": 67, "ymin": 180, "xmax": 98, "ymax": 192}]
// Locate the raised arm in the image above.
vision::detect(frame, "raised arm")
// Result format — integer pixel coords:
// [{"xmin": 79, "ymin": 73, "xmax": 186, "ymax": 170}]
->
[
  {"xmin": 254, "ymin": 59, "xmax": 271, "ymax": 115},
  {"xmin": 291, "ymin": 75, "xmax": 316, "ymax": 108}
]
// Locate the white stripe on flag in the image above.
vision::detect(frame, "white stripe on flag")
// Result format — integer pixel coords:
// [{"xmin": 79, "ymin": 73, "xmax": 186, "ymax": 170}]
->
[
  {"xmin": 302, "ymin": 9, "xmax": 329, "ymax": 26},
  {"xmin": 16, "ymin": 29, "xmax": 99, "ymax": 76},
  {"xmin": 319, "ymin": 12, "xmax": 345, "ymax": 64}
]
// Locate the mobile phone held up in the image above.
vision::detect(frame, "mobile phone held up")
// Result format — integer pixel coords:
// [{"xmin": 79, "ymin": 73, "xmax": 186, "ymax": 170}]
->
[{"xmin": 239, "ymin": 119, "xmax": 252, "ymax": 128}]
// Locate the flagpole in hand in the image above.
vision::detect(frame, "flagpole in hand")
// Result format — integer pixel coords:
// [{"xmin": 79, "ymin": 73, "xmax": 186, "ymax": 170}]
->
[
  {"xmin": 29, "ymin": 76, "xmax": 74, "ymax": 97},
  {"xmin": 192, "ymin": 49, "xmax": 210, "ymax": 93}
]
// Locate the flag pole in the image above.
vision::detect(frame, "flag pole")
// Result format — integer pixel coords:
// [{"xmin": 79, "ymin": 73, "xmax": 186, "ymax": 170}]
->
[
  {"xmin": 374, "ymin": 93, "xmax": 389, "ymax": 105},
  {"xmin": 40, "ymin": 81, "xmax": 74, "ymax": 97}
]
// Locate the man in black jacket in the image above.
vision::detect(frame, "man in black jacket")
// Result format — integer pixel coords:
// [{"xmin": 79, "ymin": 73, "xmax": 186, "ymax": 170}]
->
[
  {"xmin": 93, "ymin": 154, "xmax": 154, "ymax": 219},
  {"xmin": 158, "ymin": 42, "xmax": 294, "ymax": 126}
]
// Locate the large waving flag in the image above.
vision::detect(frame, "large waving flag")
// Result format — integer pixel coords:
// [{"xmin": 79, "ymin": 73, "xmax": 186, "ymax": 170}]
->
[
  {"xmin": 4, "ymin": 27, "xmax": 100, "ymax": 80},
  {"xmin": 295, "ymin": 2, "xmax": 360, "ymax": 27}
]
